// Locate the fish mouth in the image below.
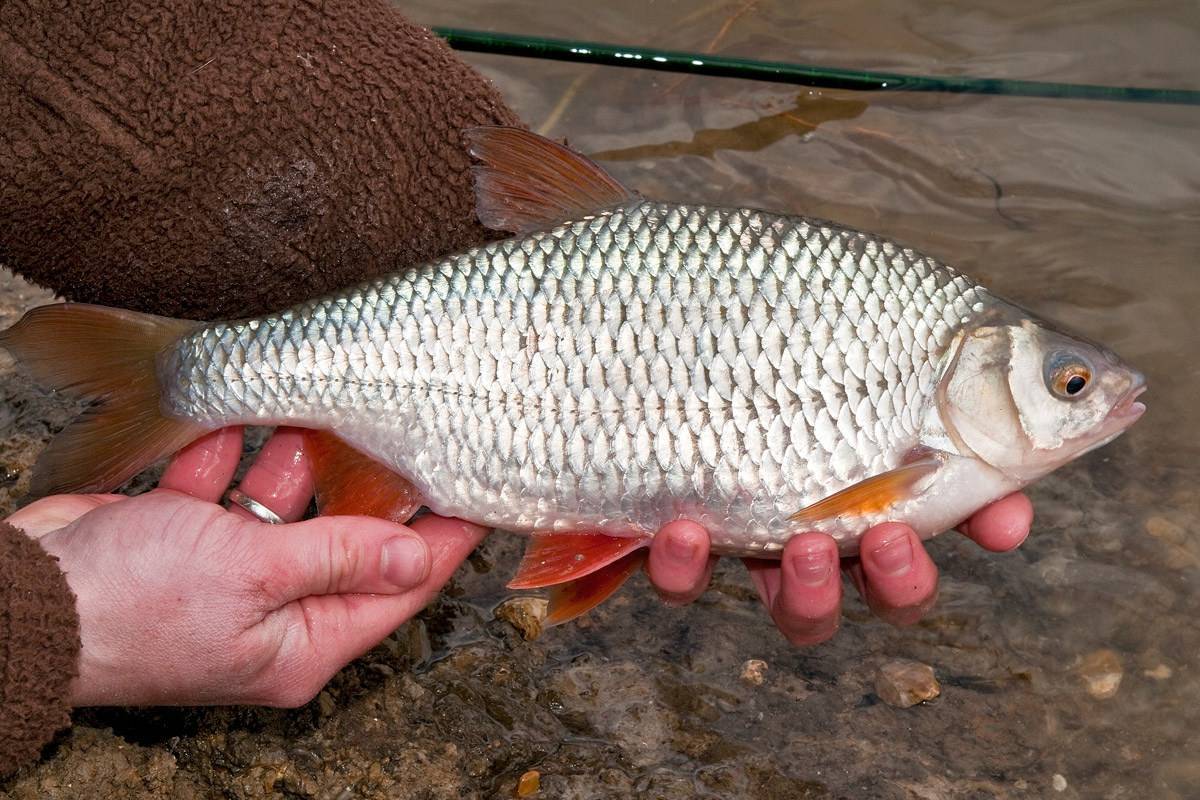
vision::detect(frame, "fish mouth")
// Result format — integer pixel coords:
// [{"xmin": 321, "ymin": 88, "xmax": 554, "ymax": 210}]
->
[{"xmin": 1108, "ymin": 381, "xmax": 1147, "ymax": 421}]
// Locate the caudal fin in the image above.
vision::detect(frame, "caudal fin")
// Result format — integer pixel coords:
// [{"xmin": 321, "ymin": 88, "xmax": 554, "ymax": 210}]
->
[{"xmin": 0, "ymin": 303, "xmax": 207, "ymax": 495}]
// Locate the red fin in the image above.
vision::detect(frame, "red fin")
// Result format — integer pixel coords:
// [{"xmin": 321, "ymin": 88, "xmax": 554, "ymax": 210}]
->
[
  {"xmin": 545, "ymin": 550, "xmax": 647, "ymax": 626},
  {"xmin": 507, "ymin": 532, "xmax": 649, "ymax": 590},
  {"xmin": 789, "ymin": 459, "xmax": 941, "ymax": 526},
  {"xmin": 464, "ymin": 126, "xmax": 637, "ymax": 234},
  {"xmin": 304, "ymin": 430, "xmax": 423, "ymax": 523},
  {"xmin": 0, "ymin": 303, "xmax": 205, "ymax": 495}
]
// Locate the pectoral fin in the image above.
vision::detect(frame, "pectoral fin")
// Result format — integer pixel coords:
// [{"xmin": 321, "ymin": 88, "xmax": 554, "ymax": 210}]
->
[
  {"xmin": 303, "ymin": 430, "xmax": 423, "ymax": 523},
  {"xmin": 789, "ymin": 458, "xmax": 940, "ymax": 526}
]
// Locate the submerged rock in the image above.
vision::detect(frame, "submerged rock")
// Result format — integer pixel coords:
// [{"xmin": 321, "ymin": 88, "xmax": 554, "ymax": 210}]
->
[
  {"xmin": 875, "ymin": 660, "xmax": 941, "ymax": 708},
  {"xmin": 1077, "ymin": 649, "xmax": 1123, "ymax": 699},
  {"xmin": 739, "ymin": 659, "xmax": 768, "ymax": 686}
]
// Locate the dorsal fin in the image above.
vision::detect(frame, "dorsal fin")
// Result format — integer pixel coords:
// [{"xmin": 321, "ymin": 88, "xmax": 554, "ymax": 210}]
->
[{"xmin": 464, "ymin": 126, "xmax": 637, "ymax": 234}]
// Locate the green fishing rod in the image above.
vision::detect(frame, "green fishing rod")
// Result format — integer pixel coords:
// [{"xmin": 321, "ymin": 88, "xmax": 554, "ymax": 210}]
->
[{"xmin": 433, "ymin": 27, "xmax": 1200, "ymax": 107}]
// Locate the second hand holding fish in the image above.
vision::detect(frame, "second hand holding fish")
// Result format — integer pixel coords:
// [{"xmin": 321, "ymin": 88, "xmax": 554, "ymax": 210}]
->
[{"xmin": 646, "ymin": 492, "xmax": 1031, "ymax": 644}]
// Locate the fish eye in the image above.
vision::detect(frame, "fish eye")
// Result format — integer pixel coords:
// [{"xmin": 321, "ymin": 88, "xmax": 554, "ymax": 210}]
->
[{"xmin": 1044, "ymin": 352, "xmax": 1093, "ymax": 400}]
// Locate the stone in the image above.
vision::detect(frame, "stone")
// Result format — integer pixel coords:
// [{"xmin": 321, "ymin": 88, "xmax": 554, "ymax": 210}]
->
[
  {"xmin": 495, "ymin": 596, "xmax": 550, "ymax": 641},
  {"xmin": 1077, "ymin": 649, "xmax": 1123, "ymax": 699},
  {"xmin": 1144, "ymin": 663, "xmax": 1173, "ymax": 681},
  {"xmin": 516, "ymin": 769, "xmax": 541, "ymax": 797},
  {"xmin": 740, "ymin": 659, "xmax": 768, "ymax": 686},
  {"xmin": 875, "ymin": 660, "xmax": 940, "ymax": 708}
]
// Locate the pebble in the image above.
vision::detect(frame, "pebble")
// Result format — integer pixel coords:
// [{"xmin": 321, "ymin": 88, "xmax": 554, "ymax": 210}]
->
[
  {"xmin": 1144, "ymin": 663, "xmax": 1173, "ymax": 681},
  {"xmin": 516, "ymin": 769, "xmax": 541, "ymax": 797},
  {"xmin": 316, "ymin": 690, "xmax": 336, "ymax": 719},
  {"xmin": 740, "ymin": 659, "xmax": 768, "ymax": 686},
  {"xmin": 1077, "ymin": 649, "xmax": 1123, "ymax": 699},
  {"xmin": 495, "ymin": 596, "xmax": 550, "ymax": 641},
  {"xmin": 875, "ymin": 660, "xmax": 940, "ymax": 708},
  {"xmin": 1144, "ymin": 515, "xmax": 1186, "ymax": 543},
  {"xmin": 1052, "ymin": 773, "xmax": 1068, "ymax": 792}
]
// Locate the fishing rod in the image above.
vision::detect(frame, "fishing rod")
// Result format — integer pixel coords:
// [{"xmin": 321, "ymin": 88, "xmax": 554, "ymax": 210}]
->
[{"xmin": 433, "ymin": 27, "xmax": 1200, "ymax": 107}]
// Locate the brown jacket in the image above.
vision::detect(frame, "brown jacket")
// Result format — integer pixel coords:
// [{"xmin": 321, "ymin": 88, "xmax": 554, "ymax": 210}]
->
[
  {"xmin": 0, "ymin": 523, "xmax": 78, "ymax": 776},
  {"xmin": 0, "ymin": 0, "xmax": 520, "ymax": 775}
]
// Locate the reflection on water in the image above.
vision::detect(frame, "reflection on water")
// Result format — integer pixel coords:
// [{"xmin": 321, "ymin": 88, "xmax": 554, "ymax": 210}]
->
[{"xmin": 402, "ymin": 1, "xmax": 1199, "ymax": 797}]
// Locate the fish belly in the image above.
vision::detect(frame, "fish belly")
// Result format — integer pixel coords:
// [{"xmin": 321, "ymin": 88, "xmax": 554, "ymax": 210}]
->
[{"xmin": 162, "ymin": 201, "xmax": 989, "ymax": 554}]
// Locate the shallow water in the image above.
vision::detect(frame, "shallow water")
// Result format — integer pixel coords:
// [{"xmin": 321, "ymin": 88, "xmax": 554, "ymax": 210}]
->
[{"xmin": 3, "ymin": 2, "xmax": 1198, "ymax": 798}]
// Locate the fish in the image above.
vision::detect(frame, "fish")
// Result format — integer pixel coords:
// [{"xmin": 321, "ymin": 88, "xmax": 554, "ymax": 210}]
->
[{"xmin": 0, "ymin": 127, "xmax": 1146, "ymax": 624}]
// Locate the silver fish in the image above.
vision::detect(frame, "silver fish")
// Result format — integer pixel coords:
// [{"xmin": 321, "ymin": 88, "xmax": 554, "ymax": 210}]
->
[{"xmin": 1, "ymin": 127, "xmax": 1145, "ymax": 619}]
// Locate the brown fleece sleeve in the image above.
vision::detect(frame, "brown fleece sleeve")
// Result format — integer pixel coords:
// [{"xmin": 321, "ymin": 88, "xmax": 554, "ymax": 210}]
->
[
  {"xmin": 0, "ymin": 522, "xmax": 79, "ymax": 777},
  {"xmin": 0, "ymin": 0, "xmax": 521, "ymax": 321}
]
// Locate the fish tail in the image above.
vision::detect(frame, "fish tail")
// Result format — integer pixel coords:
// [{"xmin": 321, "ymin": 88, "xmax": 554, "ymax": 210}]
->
[{"xmin": 0, "ymin": 303, "xmax": 208, "ymax": 495}]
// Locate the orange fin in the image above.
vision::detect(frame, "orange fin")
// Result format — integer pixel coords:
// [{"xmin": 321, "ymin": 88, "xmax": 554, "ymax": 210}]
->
[
  {"xmin": 545, "ymin": 550, "xmax": 647, "ymax": 626},
  {"xmin": 789, "ymin": 458, "xmax": 941, "ymax": 526},
  {"xmin": 464, "ymin": 126, "xmax": 638, "ymax": 234},
  {"xmin": 507, "ymin": 531, "xmax": 649, "ymax": 590},
  {"xmin": 304, "ymin": 430, "xmax": 423, "ymax": 523},
  {"xmin": 0, "ymin": 303, "xmax": 206, "ymax": 495}
]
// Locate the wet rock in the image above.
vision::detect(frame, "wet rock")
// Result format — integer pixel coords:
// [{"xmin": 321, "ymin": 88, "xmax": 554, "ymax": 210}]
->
[
  {"xmin": 875, "ymin": 660, "xmax": 940, "ymax": 708},
  {"xmin": 384, "ymin": 619, "xmax": 432, "ymax": 664},
  {"xmin": 494, "ymin": 596, "xmax": 550, "ymax": 640},
  {"xmin": 1077, "ymin": 649, "xmax": 1123, "ymax": 699},
  {"xmin": 739, "ymin": 659, "xmax": 768, "ymax": 686},
  {"xmin": 316, "ymin": 689, "xmax": 336, "ymax": 719}
]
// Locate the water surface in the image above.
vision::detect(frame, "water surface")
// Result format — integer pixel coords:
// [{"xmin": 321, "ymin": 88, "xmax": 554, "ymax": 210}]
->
[{"xmin": 400, "ymin": 1, "xmax": 1200, "ymax": 796}]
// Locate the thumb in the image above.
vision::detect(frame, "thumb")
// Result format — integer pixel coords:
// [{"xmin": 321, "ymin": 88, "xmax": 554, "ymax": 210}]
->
[
  {"xmin": 258, "ymin": 515, "xmax": 432, "ymax": 602},
  {"xmin": 6, "ymin": 494, "xmax": 126, "ymax": 539}
]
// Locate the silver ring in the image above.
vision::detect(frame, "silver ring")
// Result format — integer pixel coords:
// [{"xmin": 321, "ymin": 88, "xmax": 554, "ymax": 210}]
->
[{"xmin": 226, "ymin": 488, "xmax": 285, "ymax": 525}]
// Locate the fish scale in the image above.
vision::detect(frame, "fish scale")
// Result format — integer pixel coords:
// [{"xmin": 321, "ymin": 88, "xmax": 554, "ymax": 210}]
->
[{"xmin": 162, "ymin": 200, "xmax": 989, "ymax": 554}]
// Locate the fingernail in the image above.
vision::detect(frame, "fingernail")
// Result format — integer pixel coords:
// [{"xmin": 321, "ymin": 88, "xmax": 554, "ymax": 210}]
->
[
  {"xmin": 789, "ymin": 547, "xmax": 833, "ymax": 586},
  {"xmin": 382, "ymin": 536, "xmax": 428, "ymax": 588},
  {"xmin": 665, "ymin": 531, "xmax": 697, "ymax": 564},
  {"xmin": 870, "ymin": 531, "xmax": 913, "ymax": 576}
]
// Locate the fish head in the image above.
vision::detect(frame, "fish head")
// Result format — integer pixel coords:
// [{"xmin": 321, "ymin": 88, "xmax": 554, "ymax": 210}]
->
[{"xmin": 936, "ymin": 311, "xmax": 1145, "ymax": 483}]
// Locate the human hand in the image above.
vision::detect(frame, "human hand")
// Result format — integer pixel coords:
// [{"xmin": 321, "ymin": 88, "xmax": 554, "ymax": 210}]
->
[
  {"xmin": 7, "ymin": 427, "xmax": 487, "ymax": 707},
  {"xmin": 644, "ymin": 493, "xmax": 1033, "ymax": 645}
]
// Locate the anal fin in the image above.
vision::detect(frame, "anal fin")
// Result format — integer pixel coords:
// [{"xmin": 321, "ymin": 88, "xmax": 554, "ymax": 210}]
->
[
  {"xmin": 507, "ymin": 531, "xmax": 649, "ymax": 590},
  {"xmin": 546, "ymin": 550, "xmax": 647, "ymax": 626},
  {"xmin": 303, "ymin": 430, "xmax": 423, "ymax": 523},
  {"xmin": 789, "ymin": 458, "xmax": 941, "ymax": 526}
]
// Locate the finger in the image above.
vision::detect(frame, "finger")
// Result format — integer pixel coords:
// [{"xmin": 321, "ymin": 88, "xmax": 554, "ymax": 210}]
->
[
  {"xmin": 6, "ymin": 494, "xmax": 125, "ymax": 538},
  {"xmin": 645, "ymin": 520, "xmax": 716, "ymax": 606},
  {"xmin": 958, "ymin": 492, "xmax": 1033, "ymax": 552},
  {"xmin": 747, "ymin": 533, "xmax": 842, "ymax": 646},
  {"xmin": 291, "ymin": 515, "xmax": 487, "ymax": 653},
  {"xmin": 158, "ymin": 427, "xmax": 244, "ymax": 502},
  {"xmin": 226, "ymin": 427, "xmax": 314, "ymax": 523},
  {"xmin": 258, "ymin": 516, "xmax": 489, "ymax": 705},
  {"xmin": 856, "ymin": 523, "xmax": 938, "ymax": 627},
  {"xmin": 260, "ymin": 515, "xmax": 433, "ymax": 601}
]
